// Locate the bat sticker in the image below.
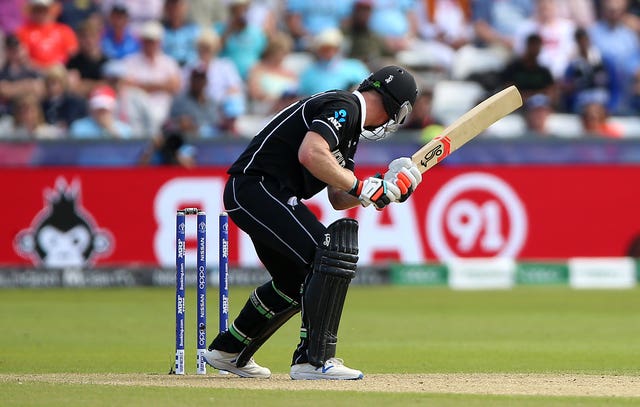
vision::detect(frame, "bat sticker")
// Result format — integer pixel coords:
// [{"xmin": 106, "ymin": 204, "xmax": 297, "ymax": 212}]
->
[{"xmin": 420, "ymin": 136, "xmax": 451, "ymax": 167}]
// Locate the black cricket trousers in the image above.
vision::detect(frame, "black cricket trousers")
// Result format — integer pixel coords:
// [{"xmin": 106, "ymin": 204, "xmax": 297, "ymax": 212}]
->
[{"xmin": 223, "ymin": 174, "xmax": 327, "ymax": 300}]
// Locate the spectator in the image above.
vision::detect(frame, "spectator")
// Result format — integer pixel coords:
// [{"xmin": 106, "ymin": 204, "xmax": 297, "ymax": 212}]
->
[
  {"xmin": 298, "ymin": 28, "xmax": 370, "ymax": 96},
  {"xmin": 578, "ymin": 92, "xmax": 623, "ymax": 138},
  {"xmin": 368, "ymin": 0, "xmax": 418, "ymax": 55},
  {"xmin": 139, "ymin": 129, "xmax": 197, "ymax": 167},
  {"xmin": 402, "ymin": 88, "xmax": 444, "ymax": 142},
  {"xmin": 166, "ymin": 64, "xmax": 221, "ymax": 139},
  {"xmin": 183, "ymin": 30, "xmax": 246, "ymax": 133},
  {"xmin": 247, "ymin": 31, "xmax": 299, "ymax": 115},
  {"xmin": 621, "ymin": 0, "xmax": 640, "ymax": 33},
  {"xmin": 0, "ymin": 93, "xmax": 62, "ymax": 139},
  {"xmin": 403, "ymin": 89, "xmax": 439, "ymax": 130},
  {"xmin": 500, "ymin": 33, "xmax": 556, "ymax": 103},
  {"xmin": 557, "ymin": 0, "xmax": 596, "ymax": 28},
  {"xmin": 523, "ymin": 93, "xmax": 553, "ymax": 136},
  {"xmin": 562, "ymin": 27, "xmax": 617, "ymax": 114},
  {"xmin": 56, "ymin": 0, "xmax": 101, "ymax": 33},
  {"xmin": 468, "ymin": 1, "xmax": 534, "ymax": 88},
  {"xmin": 512, "ymin": 0, "xmax": 577, "ymax": 80},
  {"xmin": 284, "ymin": 0, "xmax": 353, "ymax": 51},
  {"xmin": 15, "ymin": 0, "xmax": 79, "ymax": 70},
  {"xmin": 162, "ymin": 0, "xmax": 201, "ymax": 67},
  {"xmin": 0, "ymin": 34, "xmax": 44, "ymax": 118},
  {"xmin": 186, "ymin": 0, "xmax": 226, "ymax": 28},
  {"xmin": 0, "ymin": 0, "xmax": 27, "ymax": 35},
  {"xmin": 411, "ymin": 0, "xmax": 474, "ymax": 72},
  {"xmin": 472, "ymin": 0, "xmax": 534, "ymax": 52},
  {"xmin": 66, "ymin": 18, "xmax": 109, "ymax": 97},
  {"xmin": 216, "ymin": 0, "xmax": 268, "ymax": 80},
  {"xmin": 100, "ymin": 0, "xmax": 164, "ymax": 35},
  {"xmin": 630, "ymin": 67, "xmax": 640, "ymax": 113},
  {"xmin": 41, "ymin": 64, "xmax": 87, "ymax": 130},
  {"xmin": 102, "ymin": 60, "xmax": 155, "ymax": 138},
  {"xmin": 344, "ymin": 0, "xmax": 392, "ymax": 70},
  {"xmin": 590, "ymin": 0, "xmax": 640, "ymax": 114},
  {"xmin": 101, "ymin": 3, "xmax": 141, "ymax": 60},
  {"xmin": 121, "ymin": 20, "xmax": 182, "ymax": 136},
  {"xmin": 245, "ymin": 0, "xmax": 280, "ymax": 38},
  {"xmin": 69, "ymin": 85, "xmax": 133, "ymax": 139}
]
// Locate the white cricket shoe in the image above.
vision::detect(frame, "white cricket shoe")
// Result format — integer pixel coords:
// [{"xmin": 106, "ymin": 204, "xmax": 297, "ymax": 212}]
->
[
  {"xmin": 203, "ymin": 349, "xmax": 271, "ymax": 378},
  {"xmin": 290, "ymin": 358, "xmax": 364, "ymax": 380}
]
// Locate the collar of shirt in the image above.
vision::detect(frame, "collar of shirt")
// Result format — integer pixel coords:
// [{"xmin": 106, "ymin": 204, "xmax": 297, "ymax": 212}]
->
[{"xmin": 352, "ymin": 90, "xmax": 366, "ymax": 132}]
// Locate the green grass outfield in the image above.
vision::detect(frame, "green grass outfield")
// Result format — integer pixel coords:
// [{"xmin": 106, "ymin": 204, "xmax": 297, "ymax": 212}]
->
[{"xmin": 1, "ymin": 286, "xmax": 639, "ymax": 406}]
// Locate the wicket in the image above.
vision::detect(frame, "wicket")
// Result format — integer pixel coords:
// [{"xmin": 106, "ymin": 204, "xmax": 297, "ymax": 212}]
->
[{"xmin": 173, "ymin": 208, "xmax": 229, "ymax": 375}]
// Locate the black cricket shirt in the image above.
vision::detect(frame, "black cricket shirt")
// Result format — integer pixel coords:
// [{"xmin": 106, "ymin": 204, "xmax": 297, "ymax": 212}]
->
[{"xmin": 228, "ymin": 90, "xmax": 366, "ymax": 199}]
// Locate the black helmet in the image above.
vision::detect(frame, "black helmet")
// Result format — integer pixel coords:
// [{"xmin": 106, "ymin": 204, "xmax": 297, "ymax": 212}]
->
[{"xmin": 357, "ymin": 66, "xmax": 418, "ymax": 139}]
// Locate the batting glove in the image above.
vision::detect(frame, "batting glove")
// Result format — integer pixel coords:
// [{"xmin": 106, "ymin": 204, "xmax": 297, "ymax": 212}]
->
[
  {"xmin": 349, "ymin": 176, "xmax": 401, "ymax": 209},
  {"xmin": 384, "ymin": 157, "xmax": 422, "ymax": 202}
]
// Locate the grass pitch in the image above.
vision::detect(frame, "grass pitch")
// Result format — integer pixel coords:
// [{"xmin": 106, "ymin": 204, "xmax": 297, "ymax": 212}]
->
[{"xmin": 1, "ymin": 286, "xmax": 639, "ymax": 405}]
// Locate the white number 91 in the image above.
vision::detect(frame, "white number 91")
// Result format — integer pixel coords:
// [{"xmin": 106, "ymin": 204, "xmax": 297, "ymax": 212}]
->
[{"xmin": 447, "ymin": 199, "xmax": 504, "ymax": 252}]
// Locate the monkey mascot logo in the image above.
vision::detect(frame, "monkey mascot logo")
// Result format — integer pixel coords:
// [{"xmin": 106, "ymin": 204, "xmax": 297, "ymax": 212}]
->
[{"xmin": 14, "ymin": 178, "xmax": 113, "ymax": 268}]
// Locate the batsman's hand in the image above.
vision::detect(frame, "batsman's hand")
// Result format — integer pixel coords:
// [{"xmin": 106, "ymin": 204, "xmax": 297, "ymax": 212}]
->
[
  {"xmin": 384, "ymin": 157, "xmax": 422, "ymax": 202},
  {"xmin": 349, "ymin": 176, "xmax": 401, "ymax": 209}
]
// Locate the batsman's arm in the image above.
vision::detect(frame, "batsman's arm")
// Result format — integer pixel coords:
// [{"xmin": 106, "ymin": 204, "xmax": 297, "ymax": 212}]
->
[{"xmin": 298, "ymin": 131, "xmax": 361, "ymax": 210}]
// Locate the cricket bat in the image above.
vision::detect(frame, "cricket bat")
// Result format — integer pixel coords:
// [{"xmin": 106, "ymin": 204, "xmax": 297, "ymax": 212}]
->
[{"xmin": 411, "ymin": 85, "xmax": 522, "ymax": 173}]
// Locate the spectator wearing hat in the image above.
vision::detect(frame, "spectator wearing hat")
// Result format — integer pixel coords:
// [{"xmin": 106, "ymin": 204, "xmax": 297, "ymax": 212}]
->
[
  {"xmin": 15, "ymin": 0, "xmax": 78, "ymax": 70},
  {"xmin": 161, "ymin": 0, "xmax": 201, "ymax": 67},
  {"xmin": 69, "ymin": 85, "xmax": 133, "ymax": 138},
  {"xmin": 101, "ymin": 3, "xmax": 141, "ymax": 60},
  {"xmin": 102, "ymin": 60, "xmax": 155, "ymax": 137},
  {"xmin": 183, "ymin": 29, "xmax": 246, "ymax": 134},
  {"xmin": 121, "ymin": 20, "xmax": 182, "ymax": 135},
  {"xmin": 0, "ymin": 34, "xmax": 44, "ymax": 118},
  {"xmin": 215, "ymin": 0, "xmax": 268, "ymax": 80},
  {"xmin": 66, "ymin": 18, "xmax": 110, "ymax": 97},
  {"xmin": 298, "ymin": 28, "xmax": 369, "ymax": 96},
  {"xmin": 523, "ymin": 93, "xmax": 553, "ymax": 137}
]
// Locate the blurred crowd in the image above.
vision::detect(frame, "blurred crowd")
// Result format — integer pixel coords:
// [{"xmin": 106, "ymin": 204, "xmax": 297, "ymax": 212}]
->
[{"xmin": 1, "ymin": 0, "xmax": 640, "ymax": 164}]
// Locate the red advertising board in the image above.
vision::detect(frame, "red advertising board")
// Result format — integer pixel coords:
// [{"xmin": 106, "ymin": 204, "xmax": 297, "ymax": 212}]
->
[{"xmin": 2, "ymin": 166, "xmax": 639, "ymax": 267}]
